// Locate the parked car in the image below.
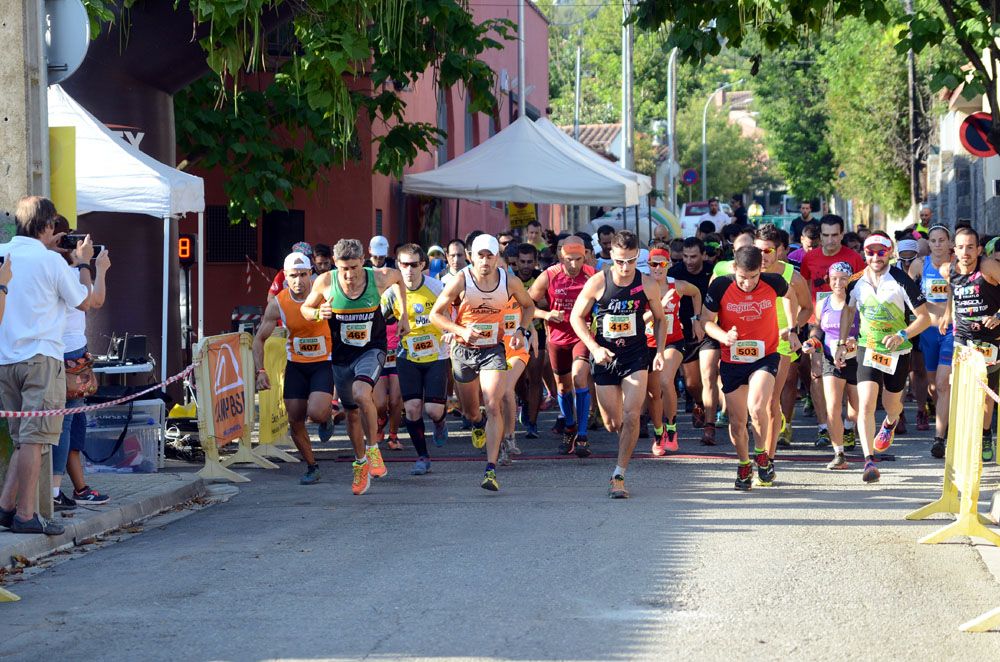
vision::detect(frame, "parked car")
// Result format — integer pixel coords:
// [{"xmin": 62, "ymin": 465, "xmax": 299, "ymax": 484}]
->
[{"xmin": 680, "ymin": 200, "xmax": 733, "ymax": 237}]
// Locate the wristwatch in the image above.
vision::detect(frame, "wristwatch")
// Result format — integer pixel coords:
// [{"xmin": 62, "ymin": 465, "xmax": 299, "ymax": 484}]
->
[
  {"xmin": 691, "ymin": 314, "xmax": 700, "ymax": 322},
  {"xmin": 897, "ymin": 329, "xmax": 909, "ymax": 340},
  {"xmin": 0, "ymin": 285, "xmax": 7, "ymax": 295},
  {"xmin": 516, "ymin": 326, "xmax": 532, "ymax": 340}
]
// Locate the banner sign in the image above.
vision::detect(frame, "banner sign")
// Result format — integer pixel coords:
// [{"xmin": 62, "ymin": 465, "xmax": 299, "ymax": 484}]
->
[
  {"xmin": 258, "ymin": 335, "xmax": 290, "ymax": 445},
  {"xmin": 195, "ymin": 332, "xmax": 253, "ymax": 447},
  {"xmin": 49, "ymin": 126, "xmax": 77, "ymax": 227},
  {"xmin": 508, "ymin": 202, "xmax": 537, "ymax": 228}
]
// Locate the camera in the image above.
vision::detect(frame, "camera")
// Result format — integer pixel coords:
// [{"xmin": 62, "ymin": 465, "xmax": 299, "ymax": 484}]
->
[{"xmin": 58, "ymin": 234, "xmax": 104, "ymax": 258}]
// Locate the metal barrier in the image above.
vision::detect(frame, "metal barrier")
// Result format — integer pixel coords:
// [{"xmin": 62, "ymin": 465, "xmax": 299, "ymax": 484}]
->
[{"xmin": 906, "ymin": 345, "xmax": 1000, "ymax": 632}]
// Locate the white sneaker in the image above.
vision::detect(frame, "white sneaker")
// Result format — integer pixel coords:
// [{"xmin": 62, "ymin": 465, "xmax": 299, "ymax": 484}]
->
[
  {"xmin": 498, "ymin": 438, "xmax": 512, "ymax": 466},
  {"xmin": 507, "ymin": 434, "xmax": 521, "ymax": 456}
]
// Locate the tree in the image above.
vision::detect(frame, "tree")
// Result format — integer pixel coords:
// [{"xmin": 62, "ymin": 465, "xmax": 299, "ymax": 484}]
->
[
  {"xmin": 632, "ymin": 0, "xmax": 1000, "ymax": 154},
  {"xmin": 85, "ymin": 1, "xmax": 513, "ymax": 223}
]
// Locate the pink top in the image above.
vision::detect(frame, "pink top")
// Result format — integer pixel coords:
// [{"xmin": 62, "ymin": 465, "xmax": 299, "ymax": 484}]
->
[{"xmin": 544, "ymin": 263, "xmax": 596, "ymax": 346}]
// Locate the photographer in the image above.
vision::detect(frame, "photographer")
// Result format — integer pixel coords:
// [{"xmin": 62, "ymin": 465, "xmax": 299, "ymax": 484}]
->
[
  {"xmin": 0, "ymin": 197, "xmax": 91, "ymax": 535},
  {"xmin": 50, "ymin": 216, "xmax": 111, "ymax": 510}
]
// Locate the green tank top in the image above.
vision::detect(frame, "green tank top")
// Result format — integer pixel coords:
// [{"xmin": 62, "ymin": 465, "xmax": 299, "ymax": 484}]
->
[
  {"xmin": 775, "ymin": 262, "xmax": 796, "ymax": 357},
  {"xmin": 327, "ymin": 267, "xmax": 387, "ymax": 360}
]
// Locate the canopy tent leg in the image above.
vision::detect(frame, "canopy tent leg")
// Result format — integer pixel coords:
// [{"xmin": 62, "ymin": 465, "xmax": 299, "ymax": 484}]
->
[
  {"xmin": 197, "ymin": 211, "xmax": 204, "ymax": 341},
  {"xmin": 161, "ymin": 217, "xmax": 170, "ymax": 383}
]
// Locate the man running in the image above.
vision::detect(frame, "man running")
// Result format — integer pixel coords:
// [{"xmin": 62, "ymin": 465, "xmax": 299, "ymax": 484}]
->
[
  {"xmin": 938, "ymin": 227, "xmax": 1000, "ymax": 462},
  {"xmin": 908, "ymin": 225, "xmax": 954, "ymax": 457},
  {"xmin": 570, "ymin": 230, "xmax": 667, "ymax": 499},
  {"xmin": 704, "ymin": 246, "xmax": 799, "ymax": 490},
  {"xmin": 301, "ymin": 239, "xmax": 410, "ymax": 495},
  {"xmin": 430, "ymin": 234, "xmax": 536, "ymax": 491},
  {"xmin": 384, "ymin": 244, "xmax": 449, "ymax": 476},
  {"xmin": 511, "ymin": 243, "xmax": 546, "ymax": 439},
  {"xmin": 528, "ymin": 236, "xmax": 597, "ymax": 455},
  {"xmin": 835, "ymin": 232, "xmax": 929, "ymax": 483},
  {"xmin": 253, "ymin": 252, "xmax": 332, "ymax": 485}
]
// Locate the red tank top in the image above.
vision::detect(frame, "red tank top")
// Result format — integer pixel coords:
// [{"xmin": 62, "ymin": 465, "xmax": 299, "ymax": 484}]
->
[
  {"xmin": 646, "ymin": 278, "xmax": 685, "ymax": 348},
  {"xmin": 545, "ymin": 263, "xmax": 596, "ymax": 346}
]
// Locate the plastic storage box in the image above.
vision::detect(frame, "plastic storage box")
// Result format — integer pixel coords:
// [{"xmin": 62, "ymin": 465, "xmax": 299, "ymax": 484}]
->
[{"xmin": 83, "ymin": 399, "xmax": 166, "ymax": 473}]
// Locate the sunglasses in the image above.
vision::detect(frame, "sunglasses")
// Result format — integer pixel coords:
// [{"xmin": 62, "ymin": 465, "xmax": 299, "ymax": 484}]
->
[
  {"xmin": 760, "ymin": 247, "xmax": 776, "ymax": 255},
  {"xmin": 864, "ymin": 248, "xmax": 890, "ymax": 257},
  {"xmin": 649, "ymin": 259, "xmax": 669, "ymax": 267},
  {"xmin": 398, "ymin": 260, "xmax": 422, "ymax": 268},
  {"xmin": 613, "ymin": 256, "xmax": 638, "ymax": 266}
]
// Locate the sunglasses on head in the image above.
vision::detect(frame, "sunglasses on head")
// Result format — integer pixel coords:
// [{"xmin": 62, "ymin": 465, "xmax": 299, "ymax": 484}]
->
[{"xmin": 864, "ymin": 248, "xmax": 889, "ymax": 257}]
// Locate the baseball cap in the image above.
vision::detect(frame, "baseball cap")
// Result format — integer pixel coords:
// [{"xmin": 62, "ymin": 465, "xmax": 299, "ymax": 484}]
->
[
  {"xmin": 428, "ymin": 244, "xmax": 445, "ymax": 257},
  {"xmin": 283, "ymin": 252, "xmax": 312, "ymax": 273},
  {"xmin": 369, "ymin": 235, "xmax": 389, "ymax": 257},
  {"xmin": 470, "ymin": 234, "xmax": 500, "ymax": 256}
]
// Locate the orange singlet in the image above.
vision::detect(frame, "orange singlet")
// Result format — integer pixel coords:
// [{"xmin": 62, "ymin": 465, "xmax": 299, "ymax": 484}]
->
[{"xmin": 277, "ymin": 289, "xmax": 333, "ymax": 363}]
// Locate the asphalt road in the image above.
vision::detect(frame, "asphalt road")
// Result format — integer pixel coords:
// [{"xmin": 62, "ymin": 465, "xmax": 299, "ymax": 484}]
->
[{"xmin": 5, "ymin": 400, "xmax": 1000, "ymax": 661}]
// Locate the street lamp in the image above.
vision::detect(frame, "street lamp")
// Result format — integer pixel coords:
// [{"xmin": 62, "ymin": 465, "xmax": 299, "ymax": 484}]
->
[{"xmin": 701, "ymin": 79, "xmax": 743, "ymax": 200}]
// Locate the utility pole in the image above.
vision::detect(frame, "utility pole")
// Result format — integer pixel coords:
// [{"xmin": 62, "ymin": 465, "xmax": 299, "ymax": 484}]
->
[
  {"xmin": 665, "ymin": 47, "xmax": 678, "ymax": 214},
  {"xmin": 573, "ymin": 31, "xmax": 582, "ymax": 229},
  {"xmin": 904, "ymin": 0, "xmax": 921, "ymax": 223},
  {"xmin": 620, "ymin": 0, "xmax": 634, "ymax": 172},
  {"xmin": 517, "ymin": 0, "xmax": 526, "ymax": 119}
]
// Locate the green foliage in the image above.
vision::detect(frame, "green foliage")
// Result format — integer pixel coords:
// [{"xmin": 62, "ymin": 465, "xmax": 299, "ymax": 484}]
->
[{"xmin": 85, "ymin": 0, "xmax": 513, "ymax": 224}]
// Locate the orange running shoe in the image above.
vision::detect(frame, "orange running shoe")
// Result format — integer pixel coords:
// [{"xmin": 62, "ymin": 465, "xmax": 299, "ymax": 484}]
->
[
  {"xmin": 387, "ymin": 434, "xmax": 403, "ymax": 451},
  {"xmin": 352, "ymin": 460, "xmax": 371, "ymax": 495},
  {"xmin": 367, "ymin": 444, "xmax": 387, "ymax": 478}
]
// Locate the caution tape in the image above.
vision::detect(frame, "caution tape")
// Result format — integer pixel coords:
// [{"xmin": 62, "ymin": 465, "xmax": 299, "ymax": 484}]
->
[
  {"xmin": 0, "ymin": 363, "xmax": 196, "ymax": 419},
  {"xmin": 975, "ymin": 378, "xmax": 1000, "ymax": 404}
]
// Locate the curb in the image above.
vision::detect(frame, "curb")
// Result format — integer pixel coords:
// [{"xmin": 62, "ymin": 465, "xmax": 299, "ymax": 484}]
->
[{"xmin": 1, "ymin": 477, "xmax": 207, "ymax": 568}]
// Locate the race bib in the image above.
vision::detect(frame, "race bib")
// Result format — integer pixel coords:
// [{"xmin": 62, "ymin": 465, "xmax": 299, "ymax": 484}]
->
[
  {"xmin": 384, "ymin": 348, "xmax": 397, "ymax": 369},
  {"xmin": 926, "ymin": 278, "xmax": 949, "ymax": 303},
  {"xmin": 340, "ymin": 322, "xmax": 372, "ymax": 347},
  {"xmin": 502, "ymin": 313, "xmax": 519, "ymax": 336},
  {"xmin": 292, "ymin": 336, "xmax": 327, "ymax": 358},
  {"xmin": 603, "ymin": 314, "xmax": 636, "ymax": 339},
  {"xmin": 406, "ymin": 333, "xmax": 440, "ymax": 359},
  {"xmin": 645, "ymin": 317, "xmax": 674, "ymax": 337},
  {"xmin": 863, "ymin": 349, "xmax": 899, "ymax": 374},
  {"xmin": 971, "ymin": 340, "xmax": 999, "ymax": 365},
  {"xmin": 731, "ymin": 339, "xmax": 765, "ymax": 363},
  {"xmin": 471, "ymin": 322, "xmax": 499, "ymax": 346}
]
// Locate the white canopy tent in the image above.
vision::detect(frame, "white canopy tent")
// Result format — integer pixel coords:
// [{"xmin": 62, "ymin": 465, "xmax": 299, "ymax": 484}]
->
[
  {"xmin": 48, "ymin": 84, "xmax": 206, "ymax": 382},
  {"xmin": 534, "ymin": 118, "xmax": 652, "ymax": 197},
  {"xmin": 402, "ymin": 115, "xmax": 645, "ymax": 207}
]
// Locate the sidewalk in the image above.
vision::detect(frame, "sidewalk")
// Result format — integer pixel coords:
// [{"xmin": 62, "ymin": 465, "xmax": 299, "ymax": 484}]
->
[{"xmin": 0, "ymin": 463, "xmax": 206, "ymax": 568}]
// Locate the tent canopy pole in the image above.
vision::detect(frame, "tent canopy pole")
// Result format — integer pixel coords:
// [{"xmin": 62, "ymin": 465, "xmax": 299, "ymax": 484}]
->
[
  {"xmin": 197, "ymin": 211, "xmax": 204, "ymax": 341},
  {"xmin": 161, "ymin": 216, "xmax": 170, "ymax": 382}
]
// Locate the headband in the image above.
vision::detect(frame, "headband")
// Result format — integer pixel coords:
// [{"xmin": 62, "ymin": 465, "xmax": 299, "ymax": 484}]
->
[
  {"xmin": 561, "ymin": 243, "xmax": 585, "ymax": 257},
  {"xmin": 863, "ymin": 235, "xmax": 893, "ymax": 250},
  {"xmin": 928, "ymin": 224, "xmax": 951, "ymax": 238},
  {"xmin": 648, "ymin": 248, "xmax": 670, "ymax": 262},
  {"xmin": 829, "ymin": 261, "xmax": 854, "ymax": 276}
]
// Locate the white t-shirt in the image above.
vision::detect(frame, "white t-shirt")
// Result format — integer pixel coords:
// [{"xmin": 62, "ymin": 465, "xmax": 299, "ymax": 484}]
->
[
  {"xmin": 697, "ymin": 211, "xmax": 730, "ymax": 233},
  {"xmin": 63, "ymin": 308, "xmax": 87, "ymax": 353},
  {"xmin": 0, "ymin": 236, "xmax": 88, "ymax": 364}
]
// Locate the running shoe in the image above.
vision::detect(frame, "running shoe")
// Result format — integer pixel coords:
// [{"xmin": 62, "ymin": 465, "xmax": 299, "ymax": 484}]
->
[
  {"xmin": 609, "ymin": 474, "xmax": 629, "ymax": 499},
  {"xmin": 651, "ymin": 431, "xmax": 666, "ymax": 457},
  {"xmin": 376, "ymin": 415, "xmax": 387, "ymax": 443},
  {"xmin": 508, "ymin": 435, "xmax": 522, "ymax": 455},
  {"xmin": 700, "ymin": 424, "xmax": 716, "ymax": 446},
  {"xmin": 317, "ymin": 419, "xmax": 333, "ymax": 444},
  {"xmin": 916, "ymin": 409, "xmax": 930, "ymax": 431},
  {"xmin": 53, "ymin": 491, "xmax": 77, "ymax": 511},
  {"xmin": 410, "ymin": 457, "xmax": 431, "ymax": 475},
  {"xmin": 387, "ymin": 434, "xmax": 403, "ymax": 451},
  {"xmin": 73, "ymin": 486, "xmax": 110, "ymax": 504},
  {"xmin": 716, "ymin": 410, "xmax": 729, "ymax": 426},
  {"xmin": 735, "ymin": 463, "xmax": 753, "ymax": 491},
  {"xmin": 777, "ymin": 428, "xmax": 792, "ymax": 448},
  {"xmin": 551, "ymin": 416, "xmax": 566, "ymax": 435},
  {"xmin": 815, "ymin": 428, "xmax": 831, "ymax": 448},
  {"xmin": 930, "ymin": 437, "xmax": 946, "ymax": 459},
  {"xmin": 692, "ymin": 404, "xmax": 706, "ymax": 429},
  {"xmin": 664, "ymin": 428, "xmax": 679, "ymax": 453},
  {"xmin": 827, "ymin": 452, "xmax": 848, "ymax": 470},
  {"xmin": 843, "ymin": 428, "xmax": 857, "ymax": 450},
  {"xmin": 481, "ymin": 469, "xmax": 499, "ymax": 491},
  {"xmin": 432, "ymin": 419, "xmax": 449, "ymax": 447},
  {"xmin": 574, "ymin": 436, "xmax": 591, "ymax": 458},
  {"xmin": 895, "ymin": 412, "xmax": 907, "ymax": 435},
  {"xmin": 873, "ymin": 419, "xmax": 897, "ymax": 453},
  {"xmin": 471, "ymin": 421, "xmax": 487, "ymax": 449},
  {"xmin": 300, "ymin": 463, "xmax": 321, "ymax": 485},
  {"xmin": 558, "ymin": 427, "xmax": 577, "ymax": 455},
  {"xmin": 983, "ymin": 432, "xmax": 995, "ymax": 463},
  {"xmin": 352, "ymin": 460, "xmax": 371, "ymax": 495},
  {"xmin": 498, "ymin": 440, "xmax": 512, "ymax": 466},
  {"xmin": 525, "ymin": 423, "xmax": 539, "ymax": 439},
  {"xmin": 802, "ymin": 396, "xmax": 814, "ymax": 417},
  {"xmin": 754, "ymin": 450, "xmax": 775, "ymax": 486},
  {"xmin": 367, "ymin": 444, "xmax": 387, "ymax": 478},
  {"xmin": 862, "ymin": 459, "xmax": 880, "ymax": 483}
]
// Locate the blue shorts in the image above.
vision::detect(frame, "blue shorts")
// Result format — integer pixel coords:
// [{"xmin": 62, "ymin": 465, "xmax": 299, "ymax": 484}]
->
[{"xmin": 919, "ymin": 327, "xmax": 954, "ymax": 371}]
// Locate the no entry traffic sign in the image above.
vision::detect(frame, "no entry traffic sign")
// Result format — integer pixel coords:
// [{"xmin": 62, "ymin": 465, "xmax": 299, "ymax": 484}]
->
[
  {"xmin": 682, "ymin": 168, "xmax": 699, "ymax": 186},
  {"xmin": 959, "ymin": 112, "xmax": 997, "ymax": 158}
]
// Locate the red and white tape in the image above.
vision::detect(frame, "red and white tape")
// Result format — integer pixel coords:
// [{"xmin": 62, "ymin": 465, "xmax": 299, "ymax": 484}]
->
[
  {"xmin": 977, "ymin": 378, "xmax": 1000, "ymax": 405},
  {"xmin": 0, "ymin": 364, "xmax": 197, "ymax": 419}
]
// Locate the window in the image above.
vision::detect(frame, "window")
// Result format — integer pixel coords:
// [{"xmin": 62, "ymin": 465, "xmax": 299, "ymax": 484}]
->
[
  {"xmin": 206, "ymin": 205, "xmax": 257, "ymax": 263},
  {"xmin": 261, "ymin": 209, "xmax": 305, "ymax": 270}
]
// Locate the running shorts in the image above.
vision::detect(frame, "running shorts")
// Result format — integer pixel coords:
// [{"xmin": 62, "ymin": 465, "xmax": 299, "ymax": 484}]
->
[
  {"xmin": 547, "ymin": 341, "xmax": 589, "ymax": 376},
  {"xmin": 397, "ymin": 356, "xmax": 449, "ymax": 404},
  {"xmin": 332, "ymin": 348, "xmax": 386, "ymax": 409},
  {"xmin": 720, "ymin": 353, "xmax": 780, "ymax": 394},
  {"xmin": 593, "ymin": 352, "xmax": 648, "ymax": 386},
  {"xmin": 919, "ymin": 327, "xmax": 954, "ymax": 371},
  {"xmin": 821, "ymin": 351, "xmax": 858, "ymax": 386},
  {"xmin": 855, "ymin": 346, "xmax": 910, "ymax": 393},
  {"xmin": 284, "ymin": 360, "xmax": 334, "ymax": 400},
  {"xmin": 451, "ymin": 343, "xmax": 507, "ymax": 383},
  {"xmin": 682, "ymin": 336, "xmax": 719, "ymax": 364}
]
